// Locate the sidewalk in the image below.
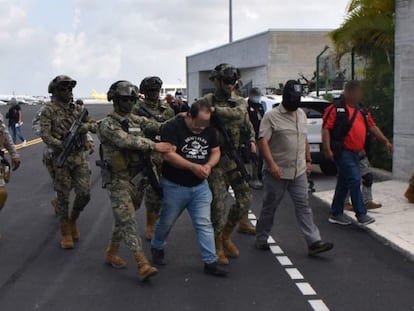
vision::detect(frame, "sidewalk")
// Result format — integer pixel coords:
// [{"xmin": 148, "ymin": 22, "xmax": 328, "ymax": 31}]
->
[{"xmin": 314, "ymin": 180, "xmax": 414, "ymax": 261}]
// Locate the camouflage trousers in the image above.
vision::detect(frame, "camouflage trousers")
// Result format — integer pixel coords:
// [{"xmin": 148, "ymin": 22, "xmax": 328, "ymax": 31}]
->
[
  {"xmin": 53, "ymin": 156, "xmax": 91, "ymax": 223},
  {"xmin": 136, "ymin": 184, "xmax": 162, "ymax": 214},
  {"xmin": 209, "ymin": 166, "xmax": 251, "ymax": 236},
  {"xmin": 107, "ymin": 176, "xmax": 143, "ymax": 253}
]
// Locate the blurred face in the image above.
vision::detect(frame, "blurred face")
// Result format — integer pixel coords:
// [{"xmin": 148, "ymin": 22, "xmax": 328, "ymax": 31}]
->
[
  {"xmin": 187, "ymin": 109, "xmax": 211, "ymax": 134},
  {"xmin": 249, "ymin": 93, "xmax": 261, "ymax": 104},
  {"xmin": 344, "ymin": 86, "xmax": 363, "ymax": 105},
  {"xmin": 55, "ymin": 82, "xmax": 74, "ymax": 103},
  {"xmin": 145, "ymin": 87, "xmax": 160, "ymax": 101},
  {"xmin": 116, "ymin": 96, "xmax": 137, "ymax": 113}
]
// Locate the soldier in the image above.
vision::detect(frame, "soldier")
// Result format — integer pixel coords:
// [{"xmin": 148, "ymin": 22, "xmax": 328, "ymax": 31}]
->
[
  {"xmin": 132, "ymin": 76, "xmax": 175, "ymax": 240},
  {"xmin": 0, "ymin": 113, "xmax": 20, "ymax": 239},
  {"xmin": 33, "ymin": 100, "xmax": 95, "ymax": 215},
  {"xmin": 39, "ymin": 75, "xmax": 97, "ymax": 249},
  {"xmin": 197, "ymin": 64, "xmax": 257, "ymax": 265},
  {"xmin": 97, "ymin": 80, "xmax": 173, "ymax": 282}
]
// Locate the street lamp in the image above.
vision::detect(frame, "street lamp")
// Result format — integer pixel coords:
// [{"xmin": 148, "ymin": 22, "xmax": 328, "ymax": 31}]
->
[
  {"xmin": 229, "ymin": 0, "xmax": 233, "ymax": 43},
  {"xmin": 316, "ymin": 45, "xmax": 329, "ymax": 97}
]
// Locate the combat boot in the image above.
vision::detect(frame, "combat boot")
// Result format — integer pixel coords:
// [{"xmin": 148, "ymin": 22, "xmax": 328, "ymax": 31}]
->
[
  {"xmin": 145, "ymin": 211, "xmax": 158, "ymax": 241},
  {"xmin": 135, "ymin": 252, "xmax": 158, "ymax": 281},
  {"xmin": 69, "ymin": 210, "xmax": 81, "ymax": 241},
  {"xmin": 365, "ymin": 201, "xmax": 382, "ymax": 209},
  {"xmin": 215, "ymin": 235, "xmax": 229, "ymax": 265},
  {"xmin": 60, "ymin": 223, "xmax": 74, "ymax": 249},
  {"xmin": 237, "ymin": 212, "xmax": 256, "ymax": 235},
  {"xmin": 222, "ymin": 225, "xmax": 239, "ymax": 258},
  {"xmin": 404, "ymin": 184, "xmax": 414, "ymax": 203},
  {"xmin": 104, "ymin": 241, "xmax": 127, "ymax": 269}
]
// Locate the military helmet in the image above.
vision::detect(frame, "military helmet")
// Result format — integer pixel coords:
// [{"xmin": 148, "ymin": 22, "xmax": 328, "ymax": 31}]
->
[
  {"xmin": 48, "ymin": 75, "xmax": 77, "ymax": 94},
  {"xmin": 139, "ymin": 76, "xmax": 163, "ymax": 93},
  {"xmin": 209, "ymin": 63, "xmax": 241, "ymax": 82},
  {"xmin": 107, "ymin": 80, "xmax": 139, "ymax": 101}
]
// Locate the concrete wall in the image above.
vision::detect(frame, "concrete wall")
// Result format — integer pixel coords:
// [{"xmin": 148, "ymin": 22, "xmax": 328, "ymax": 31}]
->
[
  {"xmin": 187, "ymin": 32, "xmax": 269, "ymax": 100},
  {"xmin": 267, "ymin": 31, "xmax": 331, "ymax": 86},
  {"xmin": 393, "ymin": 0, "xmax": 414, "ymax": 181}
]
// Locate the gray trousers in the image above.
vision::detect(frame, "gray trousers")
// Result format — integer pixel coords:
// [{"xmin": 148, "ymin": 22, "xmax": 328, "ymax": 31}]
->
[{"xmin": 256, "ymin": 171, "xmax": 321, "ymax": 246}]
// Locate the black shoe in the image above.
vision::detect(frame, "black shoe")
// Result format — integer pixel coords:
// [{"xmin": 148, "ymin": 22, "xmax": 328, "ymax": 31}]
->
[
  {"xmin": 151, "ymin": 247, "xmax": 167, "ymax": 265},
  {"xmin": 204, "ymin": 261, "xmax": 228, "ymax": 277},
  {"xmin": 255, "ymin": 240, "xmax": 270, "ymax": 250},
  {"xmin": 308, "ymin": 241, "xmax": 334, "ymax": 256}
]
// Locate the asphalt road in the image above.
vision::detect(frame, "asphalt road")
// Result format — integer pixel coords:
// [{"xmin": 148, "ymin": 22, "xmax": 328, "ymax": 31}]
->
[{"xmin": 0, "ymin": 104, "xmax": 413, "ymax": 311}]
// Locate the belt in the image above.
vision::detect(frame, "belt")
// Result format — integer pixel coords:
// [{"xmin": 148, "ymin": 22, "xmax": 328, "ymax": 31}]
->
[{"xmin": 344, "ymin": 149, "xmax": 363, "ymax": 154}]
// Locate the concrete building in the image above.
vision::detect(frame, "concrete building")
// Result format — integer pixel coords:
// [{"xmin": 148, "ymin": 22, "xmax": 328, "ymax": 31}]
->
[
  {"xmin": 393, "ymin": 0, "xmax": 414, "ymax": 181},
  {"xmin": 186, "ymin": 29, "xmax": 332, "ymax": 101}
]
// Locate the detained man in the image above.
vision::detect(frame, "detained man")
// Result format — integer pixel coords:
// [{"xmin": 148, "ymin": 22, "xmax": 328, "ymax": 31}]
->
[
  {"xmin": 255, "ymin": 80, "xmax": 334, "ymax": 256},
  {"xmin": 151, "ymin": 101, "xmax": 228, "ymax": 277}
]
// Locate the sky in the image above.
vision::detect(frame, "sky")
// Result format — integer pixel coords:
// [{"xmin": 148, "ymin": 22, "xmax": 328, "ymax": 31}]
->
[{"xmin": 0, "ymin": 0, "xmax": 350, "ymax": 97}]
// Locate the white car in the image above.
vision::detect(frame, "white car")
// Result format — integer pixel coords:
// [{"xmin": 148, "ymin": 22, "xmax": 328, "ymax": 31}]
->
[{"xmin": 258, "ymin": 95, "xmax": 336, "ymax": 175}]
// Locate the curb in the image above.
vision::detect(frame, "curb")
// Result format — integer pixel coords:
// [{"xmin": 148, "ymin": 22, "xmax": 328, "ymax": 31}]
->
[{"xmin": 311, "ymin": 194, "xmax": 414, "ymax": 262}]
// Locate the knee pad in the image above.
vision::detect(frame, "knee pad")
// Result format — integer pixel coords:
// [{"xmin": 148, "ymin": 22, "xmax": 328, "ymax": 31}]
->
[
  {"xmin": 0, "ymin": 186, "xmax": 8, "ymax": 210},
  {"xmin": 362, "ymin": 173, "xmax": 374, "ymax": 187},
  {"xmin": 73, "ymin": 193, "xmax": 91, "ymax": 211}
]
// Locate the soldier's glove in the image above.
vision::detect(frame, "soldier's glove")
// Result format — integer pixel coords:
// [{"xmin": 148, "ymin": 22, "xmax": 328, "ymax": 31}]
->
[
  {"xmin": 11, "ymin": 157, "xmax": 20, "ymax": 171},
  {"xmin": 79, "ymin": 123, "xmax": 89, "ymax": 135},
  {"xmin": 86, "ymin": 140, "xmax": 95, "ymax": 155}
]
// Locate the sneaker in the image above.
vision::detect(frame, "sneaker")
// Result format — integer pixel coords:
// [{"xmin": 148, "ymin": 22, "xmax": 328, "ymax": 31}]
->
[
  {"xmin": 204, "ymin": 261, "xmax": 228, "ymax": 277},
  {"xmin": 22, "ymin": 140, "xmax": 27, "ymax": 147},
  {"xmin": 344, "ymin": 202, "xmax": 353, "ymax": 211},
  {"xmin": 151, "ymin": 247, "xmax": 167, "ymax": 266},
  {"xmin": 365, "ymin": 201, "xmax": 382, "ymax": 210},
  {"xmin": 255, "ymin": 239, "xmax": 270, "ymax": 250},
  {"xmin": 308, "ymin": 241, "xmax": 334, "ymax": 256},
  {"xmin": 357, "ymin": 214, "xmax": 375, "ymax": 225},
  {"xmin": 329, "ymin": 214, "xmax": 352, "ymax": 225}
]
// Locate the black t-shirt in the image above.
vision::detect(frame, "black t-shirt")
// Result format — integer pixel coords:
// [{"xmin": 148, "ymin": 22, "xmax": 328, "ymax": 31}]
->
[
  {"xmin": 247, "ymin": 99, "xmax": 265, "ymax": 139},
  {"xmin": 161, "ymin": 116, "xmax": 218, "ymax": 187},
  {"xmin": 7, "ymin": 104, "xmax": 21, "ymax": 126}
]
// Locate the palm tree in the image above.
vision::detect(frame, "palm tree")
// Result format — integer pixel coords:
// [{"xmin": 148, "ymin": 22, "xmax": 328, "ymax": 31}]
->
[{"xmin": 330, "ymin": 0, "xmax": 395, "ymax": 65}]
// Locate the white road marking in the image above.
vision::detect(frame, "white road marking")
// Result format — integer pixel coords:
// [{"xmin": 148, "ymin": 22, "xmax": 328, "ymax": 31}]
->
[
  {"xmin": 267, "ymin": 236, "xmax": 276, "ymax": 244},
  {"xmin": 276, "ymin": 256, "xmax": 293, "ymax": 266},
  {"xmin": 248, "ymin": 214, "xmax": 256, "ymax": 220},
  {"xmin": 229, "ymin": 187, "xmax": 329, "ymax": 309},
  {"xmin": 285, "ymin": 268, "xmax": 304, "ymax": 280},
  {"xmin": 308, "ymin": 300, "xmax": 330, "ymax": 311},
  {"xmin": 296, "ymin": 283, "xmax": 317, "ymax": 296},
  {"xmin": 269, "ymin": 245, "xmax": 284, "ymax": 255}
]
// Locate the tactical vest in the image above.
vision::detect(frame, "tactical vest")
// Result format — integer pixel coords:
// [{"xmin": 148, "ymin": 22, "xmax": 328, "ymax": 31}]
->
[{"xmin": 324, "ymin": 99, "xmax": 369, "ymax": 157}]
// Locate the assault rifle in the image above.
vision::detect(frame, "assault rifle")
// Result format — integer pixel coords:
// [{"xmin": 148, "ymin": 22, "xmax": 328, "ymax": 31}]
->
[
  {"xmin": 137, "ymin": 105, "xmax": 167, "ymax": 123},
  {"xmin": 57, "ymin": 109, "xmax": 88, "ymax": 168},
  {"xmin": 210, "ymin": 114, "xmax": 251, "ymax": 182},
  {"xmin": 129, "ymin": 156, "xmax": 163, "ymax": 197}
]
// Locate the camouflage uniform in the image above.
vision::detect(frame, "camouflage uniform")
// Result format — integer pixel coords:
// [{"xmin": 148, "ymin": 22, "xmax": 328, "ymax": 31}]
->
[
  {"xmin": 199, "ymin": 94, "xmax": 256, "ymax": 235},
  {"xmin": 0, "ymin": 112, "xmax": 19, "ymax": 211},
  {"xmin": 132, "ymin": 98, "xmax": 174, "ymax": 214},
  {"xmin": 39, "ymin": 100, "xmax": 97, "ymax": 223},
  {"xmin": 97, "ymin": 112, "xmax": 160, "ymax": 254}
]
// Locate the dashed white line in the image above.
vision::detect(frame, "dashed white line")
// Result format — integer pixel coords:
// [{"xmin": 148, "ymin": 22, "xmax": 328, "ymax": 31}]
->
[
  {"xmin": 285, "ymin": 268, "xmax": 304, "ymax": 280},
  {"xmin": 296, "ymin": 282, "xmax": 317, "ymax": 296},
  {"xmin": 238, "ymin": 190, "xmax": 330, "ymax": 310},
  {"xmin": 269, "ymin": 245, "xmax": 284, "ymax": 255},
  {"xmin": 276, "ymin": 256, "xmax": 293, "ymax": 266},
  {"xmin": 308, "ymin": 300, "xmax": 330, "ymax": 311}
]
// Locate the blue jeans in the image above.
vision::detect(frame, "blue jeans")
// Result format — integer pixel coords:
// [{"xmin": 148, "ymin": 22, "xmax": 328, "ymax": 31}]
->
[
  {"xmin": 9, "ymin": 125, "xmax": 25, "ymax": 144},
  {"xmin": 151, "ymin": 177, "xmax": 217, "ymax": 264},
  {"xmin": 332, "ymin": 150, "xmax": 367, "ymax": 216}
]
